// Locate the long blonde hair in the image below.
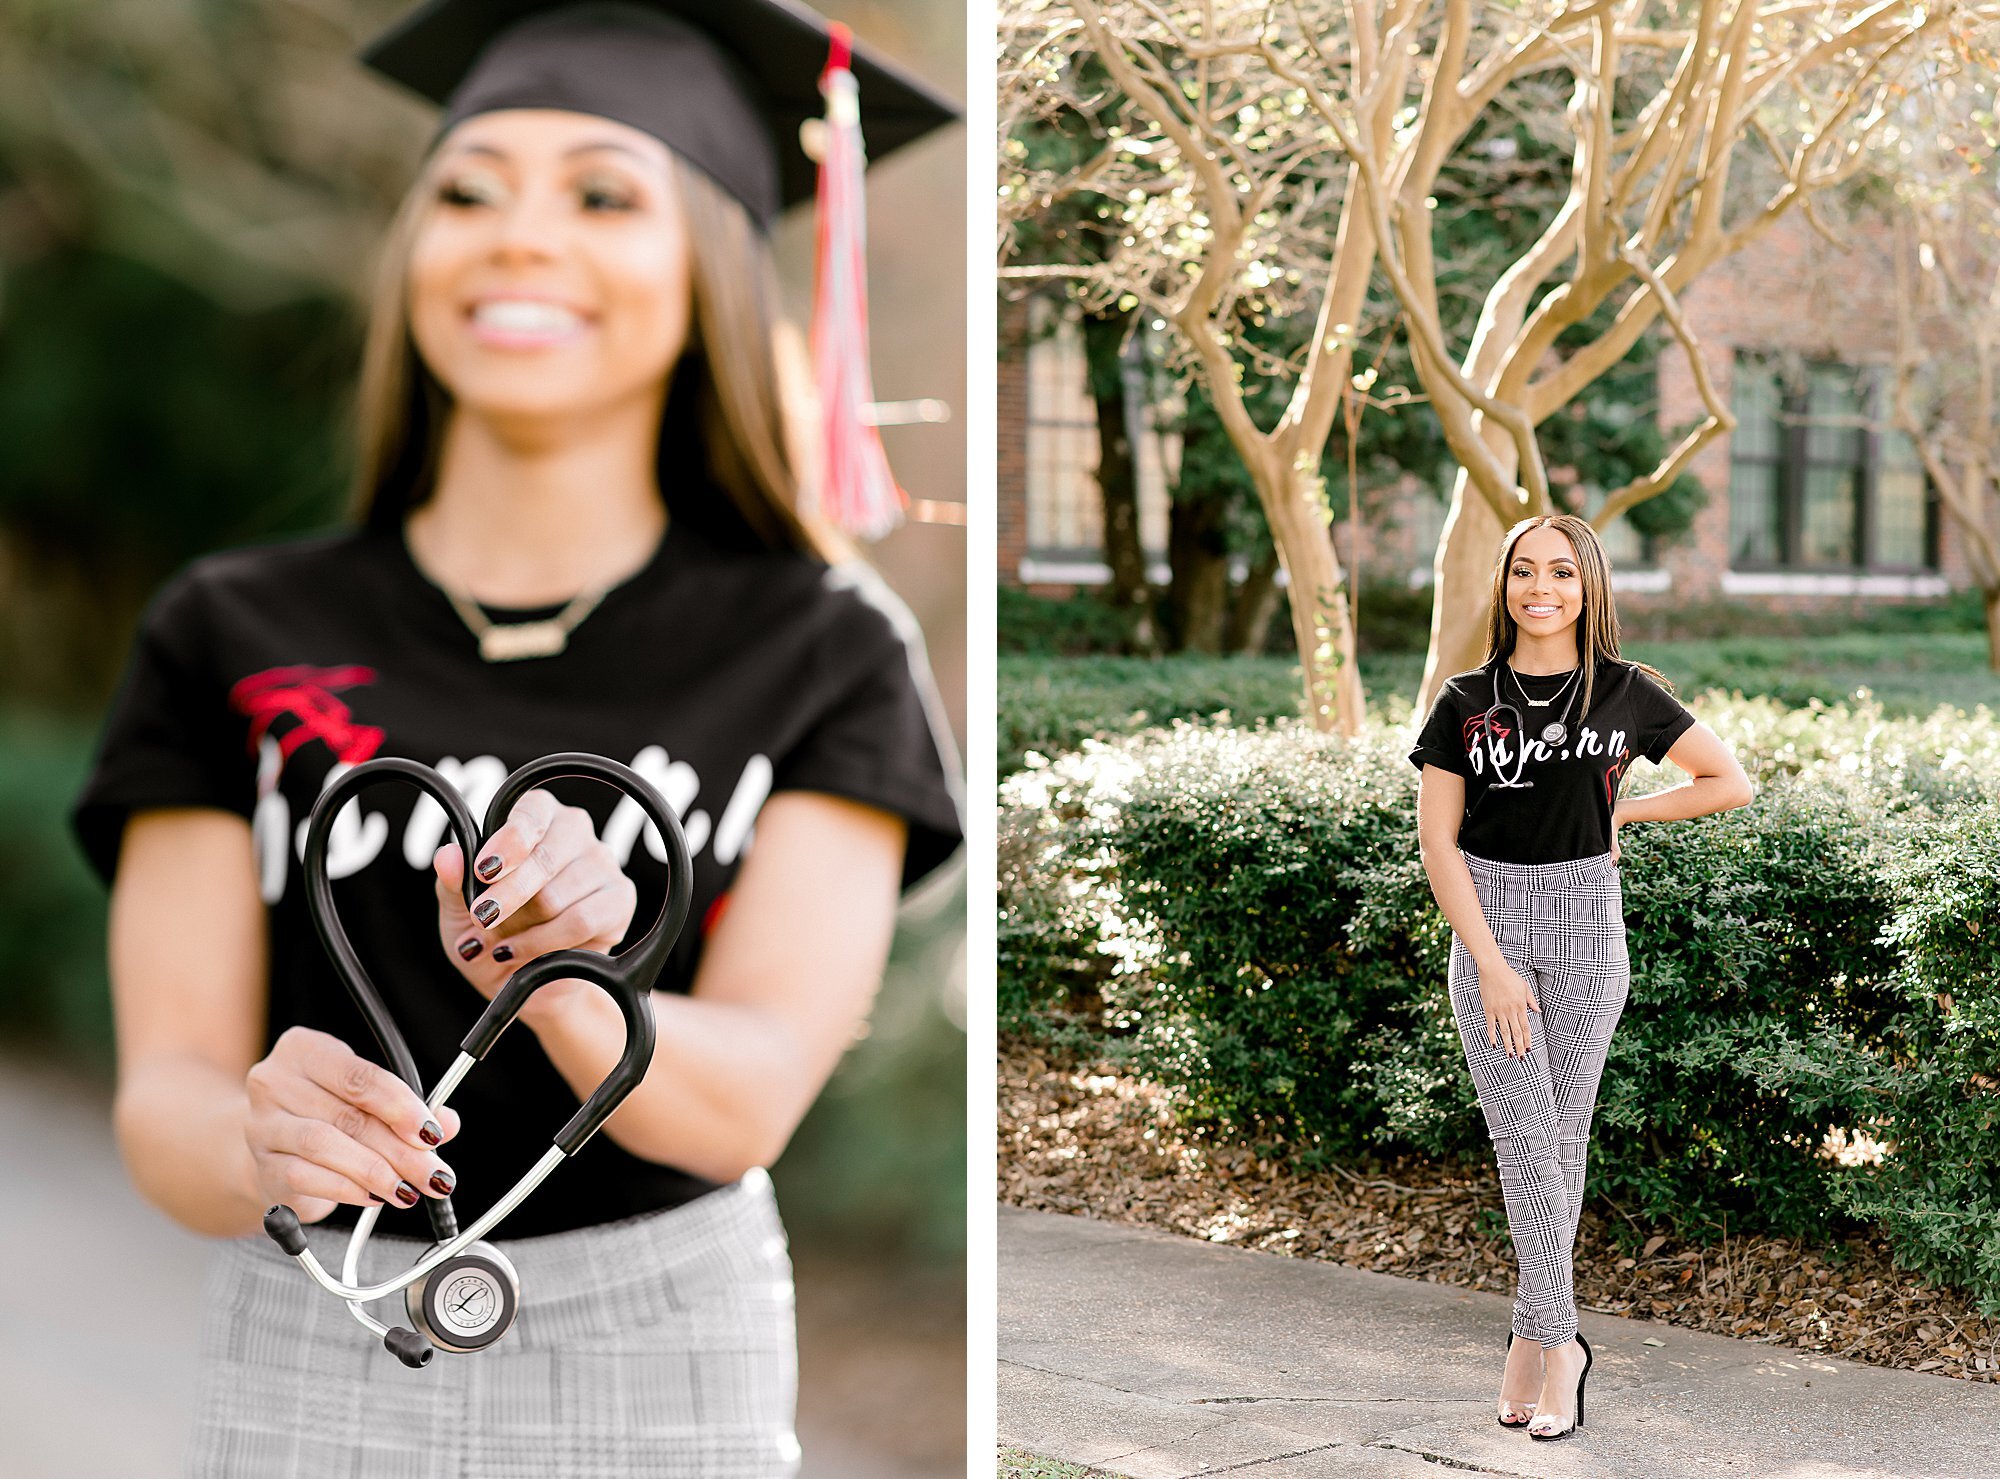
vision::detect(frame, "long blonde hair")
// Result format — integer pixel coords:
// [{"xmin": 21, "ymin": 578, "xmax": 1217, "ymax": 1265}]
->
[
  {"xmin": 349, "ymin": 141, "xmax": 841, "ymax": 562},
  {"xmin": 1479, "ymin": 514, "xmax": 1673, "ymax": 721}
]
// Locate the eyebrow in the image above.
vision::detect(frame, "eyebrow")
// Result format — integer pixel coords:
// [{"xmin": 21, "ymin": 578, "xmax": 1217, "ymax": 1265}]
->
[{"xmin": 449, "ymin": 140, "xmax": 656, "ymax": 165}]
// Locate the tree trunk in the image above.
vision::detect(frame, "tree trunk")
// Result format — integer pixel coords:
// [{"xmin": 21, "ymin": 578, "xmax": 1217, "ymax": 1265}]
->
[
  {"xmin": 1421, "ymin": 424, "xmax": 1520, "ymax": 712},
  {"xmin": 1223, "ymin": 548, "xmax": 1282, "ymax": 655},
  {"xmin": 1168, "ymin": 492, "xmax": 1229, "ymax": 652},
  {"xmin": 1082, "ymin": 309, "xmax": 1156, "ymax": 653},
  {"xmin": 1986, "ymin": 586, "xmax": 2000, "ymax": 674},
  {"xmin": 1258, "ymin": 456, "xmax": 1364, "ymax": 735}
]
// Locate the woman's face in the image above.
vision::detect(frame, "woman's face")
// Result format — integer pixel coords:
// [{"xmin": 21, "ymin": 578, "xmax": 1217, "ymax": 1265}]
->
[
  {"xmin": 1505, "ymin": 524, "xmax": 1583, "ymax": 639},
  {"xmin": 406, "ymin": 109, "xmax": 692, "ymax": 426}
]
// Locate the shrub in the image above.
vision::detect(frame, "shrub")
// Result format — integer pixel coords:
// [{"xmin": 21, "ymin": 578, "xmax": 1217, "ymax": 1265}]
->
[
  {"xmin": 998, "ymin": 699, "xmax": 2000, "ymax": 1306},
  {"xmin": 1828, "ymin": 800, "xmax": 2000, "ymax": 1316}
]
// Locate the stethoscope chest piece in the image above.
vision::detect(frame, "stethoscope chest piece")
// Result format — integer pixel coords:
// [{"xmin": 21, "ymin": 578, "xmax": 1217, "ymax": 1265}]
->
[{"xmin": 407, "ymin": 1240, "xmax": 520, "ymax": 1354}]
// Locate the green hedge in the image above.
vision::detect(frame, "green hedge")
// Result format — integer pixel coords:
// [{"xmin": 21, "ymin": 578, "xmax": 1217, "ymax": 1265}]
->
[
  {"xmin": 998, "ymin": 694, "xmax": 2000, "ymax": 1311},
  {"xmin": 0, "ymin": 709, "xmax": 113, "ymax": 1061},
  {"xmin": 1000, "ymin": 636, "xmax": 2000, "ymax": 773}
]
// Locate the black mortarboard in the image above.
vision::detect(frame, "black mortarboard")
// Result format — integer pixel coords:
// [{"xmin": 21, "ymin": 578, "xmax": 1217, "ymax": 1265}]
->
[{"xmin": 359, "ymin": 0, "xmax": 961, "ymax": 231}]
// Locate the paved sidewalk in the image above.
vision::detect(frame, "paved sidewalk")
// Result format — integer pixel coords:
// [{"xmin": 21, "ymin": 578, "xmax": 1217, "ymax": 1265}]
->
[{"xmin": 999, "ymin": 1206, "xmax": 2000, "ymax": 1479}]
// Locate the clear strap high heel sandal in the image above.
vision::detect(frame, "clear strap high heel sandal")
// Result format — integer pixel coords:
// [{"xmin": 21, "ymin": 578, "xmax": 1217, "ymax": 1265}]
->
[
  {"xmin": 1527, "ymin": 1332, "xmax": 1592, "ymax": 1440},
  {"xmin": 1497, "ymin": 1329, "xmax": 1538, "ymax": 1427}
]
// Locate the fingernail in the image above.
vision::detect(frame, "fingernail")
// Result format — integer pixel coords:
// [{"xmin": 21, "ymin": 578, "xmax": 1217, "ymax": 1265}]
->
[
  {"xmin": 367, "ymin": 1194, "xmax": 384, "ymax": 1205},
  {"xmin": 419, "ymin": 1120, "xmax": 442, "ymax": 1147},
  {"xmin": 394, "ymin": 1180, "xmax": 420, "ymax": 1207},
  {"xmin": 429, "ymin": 1168, "xmax": 456, "ymax": 1196},
  {"xmin": 492, "ymin": 944, "xmax": 515, "ymax": 964},
  {"xmin": 475, "ymin": 854, "xmax": 503, "ymax": 882},
  {"xmin": 456, "ymin": 936, "xmax": 483, "ymax": 962},
  {"xmin": 474, "ymin": 897, "xmax": 500, "ymax": 927}
]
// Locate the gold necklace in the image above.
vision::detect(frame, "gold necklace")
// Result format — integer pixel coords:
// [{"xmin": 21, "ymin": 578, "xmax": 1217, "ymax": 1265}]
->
[{"xmin": 439, "ymin": 580, "xmax": 612, "ymax": 663}]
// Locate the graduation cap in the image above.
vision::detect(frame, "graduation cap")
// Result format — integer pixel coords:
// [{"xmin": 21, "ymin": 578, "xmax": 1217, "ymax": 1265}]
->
[
  {"xmin": 360, "ymin": 0, "xmax": 961, "ymax": 539},
  {"xmin": 360, "ymin": 0, "xmax": 959, "ymax": 230}
]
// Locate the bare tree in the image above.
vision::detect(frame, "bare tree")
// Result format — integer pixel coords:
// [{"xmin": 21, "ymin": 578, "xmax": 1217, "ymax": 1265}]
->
[
  {"xmin": 1001, "ymin": 1, "xmax": 1382, "ymax": 732},
  {"xmin": 1002, "ymin": 0, "xmax": 2000, "ymax": 726},
  {"xmin": 0, "ymin": 0, "xmax": 430, "ymax": 312},
  {"xmin": 1886, "ymin": 70, "xmax": 2000, "ymax": 670}
]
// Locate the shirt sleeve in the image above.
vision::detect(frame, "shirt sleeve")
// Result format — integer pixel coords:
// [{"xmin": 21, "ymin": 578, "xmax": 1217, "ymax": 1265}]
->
[
  {"xmin": 1630, "ymin": 666, "xmax": 1698, "ymax": 764},
  {"xmin": 770, "ymin": 569, "xmax": 965, "ymax": 893},
  {"xmin": 1408, "ymin": 678, "xmax": 1472, "ymax": 777},
  {"xmin": 69, "ymin": 568, "xmax": 257, "ymax": 889}
]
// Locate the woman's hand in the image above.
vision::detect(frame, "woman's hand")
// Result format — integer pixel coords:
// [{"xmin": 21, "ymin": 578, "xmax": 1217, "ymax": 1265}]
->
[
  {"xmin": 432, "ymin": 787, "xmax": 639, "ymax": 1026},
  {"xmin": 1610, "ymin": 801, "xmax": 1626, "ymax": 865},
  {"xmin": 244, "ymin": 1026, "xmax": 461, "ymax": 1224},
  {"xmin": 1478, "ymin": 953, "xmax": 1541, "ymax": 1060}
]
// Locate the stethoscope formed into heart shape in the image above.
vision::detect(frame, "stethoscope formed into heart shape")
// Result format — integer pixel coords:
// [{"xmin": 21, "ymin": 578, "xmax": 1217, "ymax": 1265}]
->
[{"xmin": 261, "ymin": 751, "xmax": 692, "ymax": 1369}]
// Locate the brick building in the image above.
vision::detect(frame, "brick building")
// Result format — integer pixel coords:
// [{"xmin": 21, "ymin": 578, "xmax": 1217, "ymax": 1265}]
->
[{"xmin": 998, "ymin": 208, "xmax": 1993, "ymax": 620}]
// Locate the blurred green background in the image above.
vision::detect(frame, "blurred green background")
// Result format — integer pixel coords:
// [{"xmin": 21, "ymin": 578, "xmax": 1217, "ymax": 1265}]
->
[{"xmin": 0, "ymin": 1, "xmax": 966, "ymax": 1475}]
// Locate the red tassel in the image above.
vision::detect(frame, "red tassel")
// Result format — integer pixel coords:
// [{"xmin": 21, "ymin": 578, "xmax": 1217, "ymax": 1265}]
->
[{"xmin": 811, "ymin": 22, "xmax": 907, "ymax": 541}]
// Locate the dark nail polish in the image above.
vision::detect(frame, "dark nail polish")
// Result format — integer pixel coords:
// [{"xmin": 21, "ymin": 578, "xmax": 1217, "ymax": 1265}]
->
[
  {"xmin": 474, "ymin": 897, "xmax": 500, "ymax": 926},
  {"xmin": 456, "ymin": 936, "xmax": 483, "ymax": 962},
  {"xmin": 395, "ymin": 1180, "xmax": 420, "ymax": 1207},
  {"xmin": 367, "ymin": 1194, "xmax": 384, "ymax": 1205},
  {"xmin": 492, "ymin": 944, "xmax": 515, "ymax": 964},
  {"xmin": 476, "ymin": 854, "xmax": 503, "ymax": 881},
  {"xmin": 419, "ymin": 1120, "xmax": 442, "ymax": 1147},
  {"xmin": 429, "ymin": 1169, "xmax": 456, "ymax": 1196}
]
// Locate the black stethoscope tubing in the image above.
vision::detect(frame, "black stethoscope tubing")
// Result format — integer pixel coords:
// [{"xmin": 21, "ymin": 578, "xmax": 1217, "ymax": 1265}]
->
[{"xmin": 262, "ymin": 751, "xmax": 691, "ymax": 1366}]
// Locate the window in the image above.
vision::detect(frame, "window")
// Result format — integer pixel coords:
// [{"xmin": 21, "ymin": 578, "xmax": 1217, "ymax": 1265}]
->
[
  {"xmin": 1578, "ymin": 481, "xmax": 1653, "ymax": 568},
  {"xmin": 1023, "ymin": 297, "xmax": 1178, "ymax": 570},
  {"xmin": 1726, "ymin": 355, "xmax": 1936, "ymax": 572}
]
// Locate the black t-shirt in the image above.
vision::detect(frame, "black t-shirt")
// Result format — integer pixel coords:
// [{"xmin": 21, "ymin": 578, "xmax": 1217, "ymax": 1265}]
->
[
  {"xmin": 70, "ymin": 518, "xmax": 964, "ymax": 1237},
  {"xmin": 1407, "ymin": 656, "xmax": 1696, "ymax": 864}
]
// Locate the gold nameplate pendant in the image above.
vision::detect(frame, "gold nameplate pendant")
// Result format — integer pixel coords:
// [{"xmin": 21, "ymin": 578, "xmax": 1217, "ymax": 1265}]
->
[{"xmin": 478, "ymin": 621, "xmax": 572, "ymax": 662}]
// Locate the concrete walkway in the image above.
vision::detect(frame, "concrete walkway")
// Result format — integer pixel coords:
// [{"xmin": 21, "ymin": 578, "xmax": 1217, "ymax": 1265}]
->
[{"xmin": 999, "ymin": 1205, "xmax": 2000, "ymax": 1479}]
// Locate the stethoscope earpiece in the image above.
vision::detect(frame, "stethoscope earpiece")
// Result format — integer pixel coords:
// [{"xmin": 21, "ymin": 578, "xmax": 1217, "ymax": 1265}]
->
[{"xmin": 263, "ymin": 752, "xmax": 690, "ymax": 1368}]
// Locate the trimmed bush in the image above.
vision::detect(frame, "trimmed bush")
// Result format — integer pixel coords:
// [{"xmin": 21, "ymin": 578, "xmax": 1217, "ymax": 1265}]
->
[
  {"xmin": 998, "ymin": 696, "xmax": 2000, "ymax": 1310},
  {"xmin": 1827, "ymin": 800, "xmax": 2000, "ymax": 1309}
]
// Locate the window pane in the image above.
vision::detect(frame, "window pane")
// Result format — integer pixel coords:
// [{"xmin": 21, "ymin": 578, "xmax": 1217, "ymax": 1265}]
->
[
  {"xmin": 1805, "ymin": 366, "xmax": 1863, "ymax": 463},
  {"xmin": 1729, "ymin": 458, "xmax": 1782, "ymax": 565},
  {"xmin": 1730, "ymin": 360, "xmax": 1781, "ymax": 459},
  {"xmin": 1876, "ymin": 466, "xmax": 1928, "ymax": 567},
  {"xmin": 1024, "ymin": 305, "xmax": 1103, "ymax": 554},
  {"xmin": 1580, "ymin": 484, "xmax": 1647, "ymax": 566},
  {"xmin": 1801, "ymin": 464, "xmax": 1859, "ymax": 566}
]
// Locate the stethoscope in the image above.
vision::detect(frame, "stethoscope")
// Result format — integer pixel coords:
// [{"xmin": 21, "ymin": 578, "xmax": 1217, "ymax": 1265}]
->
[
  {"xmin": 261, "ymin": 751, "xmax": 691, "ymax": 1369},
  {"xmin": 1479, "ymin": 656, "xmax": 1582, "ymax": 790}
]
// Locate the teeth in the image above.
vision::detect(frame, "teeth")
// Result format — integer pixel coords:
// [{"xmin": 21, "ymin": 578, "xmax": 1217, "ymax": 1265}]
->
[
  {"xmin": 473, "ymin": 300, "xmax": 584, "ymax": 333},
  {"xmin": 1525, "ymin": 605, "xmax": 1559, "ymax": 615}
]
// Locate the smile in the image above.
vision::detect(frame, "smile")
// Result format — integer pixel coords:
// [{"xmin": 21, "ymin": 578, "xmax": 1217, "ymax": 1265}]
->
[
  {"xmin": 1522, "ymin": 604, "xmax": 1561, "ymax": 617},
  {"xmin": 466, "ymin": 298, "xmax": 591, "ymax": 347}
]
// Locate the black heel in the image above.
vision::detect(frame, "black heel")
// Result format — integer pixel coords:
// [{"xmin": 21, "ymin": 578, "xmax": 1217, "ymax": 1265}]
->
[{"xmin": 1528, "ymin": 1332, "xmax": 1591, "ymax": 1441}]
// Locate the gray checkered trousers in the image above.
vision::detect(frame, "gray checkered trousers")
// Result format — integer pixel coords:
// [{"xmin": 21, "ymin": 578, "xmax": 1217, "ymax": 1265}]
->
[
  {"xmin": 1448, "ymin": 848, "xmax": 1629, "ymax": 1350},
  {"xmin": 183, "ymin": 1166, "xmax": 800, "ymax": 1479}
]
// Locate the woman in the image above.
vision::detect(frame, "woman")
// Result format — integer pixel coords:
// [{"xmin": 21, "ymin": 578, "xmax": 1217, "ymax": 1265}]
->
[
  {"xmin": 1408, "ymin": 514, "xmax": 1753, "ymax": 1441},
  {"xmin": 68, "ymin": 1, "xmax": 962, "ymax": 1472}
]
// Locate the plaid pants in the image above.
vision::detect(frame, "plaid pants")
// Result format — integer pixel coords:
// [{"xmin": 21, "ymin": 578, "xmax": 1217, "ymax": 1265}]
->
[
  {"xmin": 183, "ymin": 1167, "xmax": 799, "ymax": 1478},
  {"xmin": 1448, "ymin": 848, "xmax": 1629, "ymax": 1349}
]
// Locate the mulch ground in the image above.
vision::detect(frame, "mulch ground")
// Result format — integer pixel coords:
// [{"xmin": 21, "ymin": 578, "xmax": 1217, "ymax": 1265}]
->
[{"xmin": 999, "ymin": 1038, "xmax": 2000, "ymax": 1384}]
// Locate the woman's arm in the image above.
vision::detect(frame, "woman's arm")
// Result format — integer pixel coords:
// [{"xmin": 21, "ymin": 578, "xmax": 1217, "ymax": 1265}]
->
[
  {"xmin": 110, "ymin": 809, "xmax": 458, "ymax": 1238},
  {"xmin": 1615, "ymin": 722, "xmax": 1755, "ymax": 830},
  {"xmin": 108, "ymin": 809, "xmax": 269, "ymax": 1236},
  {"xmin": 1417, "ymin": 766, "xmax": 1537, "ymax": 1057},
  {"xmin": 491, "ymin": 791, "xmax": 907, "ymax": 1182},
  {"xmin": 1416, "ymin": 766, "xmax": 1506, "ymax": 972}
]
